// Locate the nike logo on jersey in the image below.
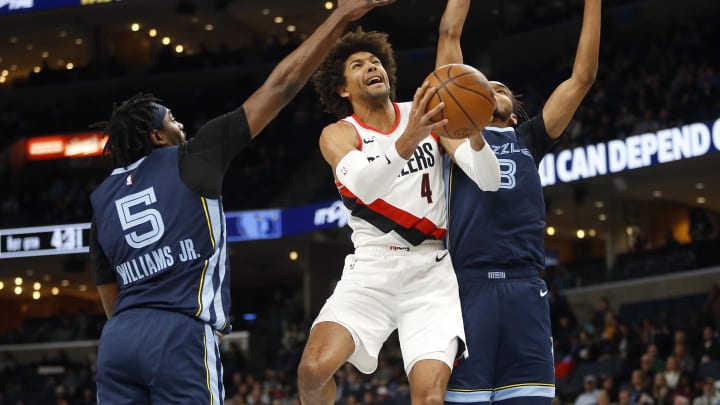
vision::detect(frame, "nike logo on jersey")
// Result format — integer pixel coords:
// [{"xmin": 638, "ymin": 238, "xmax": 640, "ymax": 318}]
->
[
  {"xmin": 362, "ymin": 137, "xmax": 375, "ymax": 144},
  {"xmin": 539, "ymin": 289, "xmax": 549, "ymax": 297},
  {"xmin": 435, "ymin": 251, "xmax": 449, "ymax": 262}
]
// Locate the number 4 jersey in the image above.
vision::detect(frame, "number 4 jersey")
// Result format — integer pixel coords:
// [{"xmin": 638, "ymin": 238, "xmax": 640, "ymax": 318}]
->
[
  {"xmin": 90, "ymin": 146, "xmax": 231, "ymax": 333},
  {"xmin": 337, "ymin": 102, "xmax": 447, "ymax": 248}
]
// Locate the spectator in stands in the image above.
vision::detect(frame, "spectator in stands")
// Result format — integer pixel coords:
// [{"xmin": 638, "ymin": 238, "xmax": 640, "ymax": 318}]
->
[
  {"xmin": 673, "ymin": 342, "xmax": 696, "ymax": 375},
  {"xmin": 695, "ymin": 326, "xmax": 720, "ymax": 364},
  {"xmin": 704, "ymin": 285, "xmax": 720, "ymax": 330},
  {"xmin": 640, "ymin": 354, "xmax": 658, "ymax": 385},
  {"xmin": 619, "ymin": 388, "xmax": 632, "ymax": 405},
  {"xmin": 629, "ymin": 369, "xmax": 652, "ymax": 405},
  {"xmin": 574, "ymin": 330, "xmax": 600, "ymax": 363},
  {"xmin": 664, "ymin": 356, "xmax": 682, "ymax": 389},
  {"xmin": 576, "ymin": 374, "xmax": 603, "ymax": 405},
  {"xmin": 691, "ymin": 378, "xmax": 720, "ymax": 405},
  {"xmin": 651, "ymin": 372, "xmax": 673, "ymax": 405},
  {"xmin": 648, "ymin": 344, "xmax": 666, "ymax": 374}
]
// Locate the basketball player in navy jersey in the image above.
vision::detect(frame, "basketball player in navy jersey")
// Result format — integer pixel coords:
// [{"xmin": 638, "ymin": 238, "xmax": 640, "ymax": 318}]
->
[
  {"xmin": 436, "ymin": 0, "xmax": 601, "ymax": 404},
  {"xmin": 297, "ymin": 13, "xmax": 501, "ymax": 405},
  {"xmin": 88, "ymin": 1, "xmax": 395, "ymax": 403}
]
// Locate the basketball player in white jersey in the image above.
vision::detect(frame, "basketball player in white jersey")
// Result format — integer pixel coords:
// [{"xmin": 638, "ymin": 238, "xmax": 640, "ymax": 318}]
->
[{"xmin": 297, "ymin": 27, "xmax": 502, "ymax": 405}]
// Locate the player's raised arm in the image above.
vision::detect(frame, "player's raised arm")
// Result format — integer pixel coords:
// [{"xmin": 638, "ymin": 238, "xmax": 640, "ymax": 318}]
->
[
  {"xmin": 542, "ymin": 0, "xmax": 601, "ymax": 139},
  {"xmin": 436, "ymin": 0, "xmax": 471, "ymax": 68},
  {"xmin": 242, "ymin": 0, "xmax": 395, "ymax": 138}
]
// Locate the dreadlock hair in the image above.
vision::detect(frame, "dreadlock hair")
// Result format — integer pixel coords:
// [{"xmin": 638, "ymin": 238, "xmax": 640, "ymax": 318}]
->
[
  {"xmin": 91, "ymin": 93, "xmax": 163, "ymax": 169},
  {"xmin": 510, "ymin": 91, "xmax": 530, "ymax": 125},
  {"xmin": 312, "ymin": 28, "xmax": 397, "ymax": 119},
  {"xmin": 491, "ymin": 81, "xmax": 529, "ymax": 126}
]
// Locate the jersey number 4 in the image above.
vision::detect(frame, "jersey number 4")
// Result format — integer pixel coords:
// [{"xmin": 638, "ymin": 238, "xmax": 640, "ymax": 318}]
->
[
  {"xmin": 115, "ymin": 187, "xmax": 166, "ymax": 248},
  {"xmin": 420, "ymin": 173, "xmax": 433, "ymax": 203}
]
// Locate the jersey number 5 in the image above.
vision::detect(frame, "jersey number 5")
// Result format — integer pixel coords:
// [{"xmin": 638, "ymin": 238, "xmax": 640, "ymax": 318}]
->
[{"xmin": 115, "ymin": 187, "xmax": 166, "ymax": 248}]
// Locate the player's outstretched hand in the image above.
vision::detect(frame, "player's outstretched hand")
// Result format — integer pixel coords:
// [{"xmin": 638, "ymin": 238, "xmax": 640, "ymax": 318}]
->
[
  {"xmin": 337, "ymin": 0, "xmax": 397, "ymax": 22},
  {"xmin": 404, "ymin": 81, "xmax": 448, "ymax": 141}
]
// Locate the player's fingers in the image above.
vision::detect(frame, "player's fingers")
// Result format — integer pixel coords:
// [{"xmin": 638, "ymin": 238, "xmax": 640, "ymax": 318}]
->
[
  {"xmin": 417, "ymin": 84, "xmax": 438, "ymax": 107},
  {"xmin": 423, "ymin": 101, "xmax": 445, "ymax": 121},
  {"xmin": 414, "ymin": 81, "xmax": 431, "ymax": 103},
  {"xmin": 427, "ymin": 119, "xmax": 448, "ymax": 131}
]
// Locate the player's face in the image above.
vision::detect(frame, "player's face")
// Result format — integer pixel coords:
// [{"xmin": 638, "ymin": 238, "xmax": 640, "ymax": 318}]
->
[
  {"xmin": 154, "ymin": 110, "xmax": 186, "ymax": 146},
  {"xmin": 490, "ymin": 82, "xmax": 516, "ymax": 126},
  {"xmin": 339, "ymin": 51, "xmax": 389, "ymax": 100}
]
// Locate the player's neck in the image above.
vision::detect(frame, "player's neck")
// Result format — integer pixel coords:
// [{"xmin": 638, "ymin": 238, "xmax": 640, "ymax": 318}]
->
[
  {"xmin": 487, "ymin": 118, "xmax": 512, "ymax": 128},
  {"xmin": 352, "ymin": 100, "xmax": 396, "ymax": 132}
]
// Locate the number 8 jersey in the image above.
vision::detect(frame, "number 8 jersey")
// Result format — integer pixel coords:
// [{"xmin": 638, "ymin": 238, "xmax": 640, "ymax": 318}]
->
[
  {"xmin": 337, "ymin": 102, "xmax": 447, "ymax": 248},
  {"xmin": 90, "ymin": 146, "xmax": 231, "ymax": 334}
]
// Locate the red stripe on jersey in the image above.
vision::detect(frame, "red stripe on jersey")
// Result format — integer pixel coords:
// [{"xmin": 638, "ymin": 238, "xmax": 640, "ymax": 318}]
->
[
  {"xmin": 351, "ymin": 103, "xmax": 402, "ymax": 135},
  {"xmin": 337, "ymin": 183, "xmax": 446, "ymax": 239}
]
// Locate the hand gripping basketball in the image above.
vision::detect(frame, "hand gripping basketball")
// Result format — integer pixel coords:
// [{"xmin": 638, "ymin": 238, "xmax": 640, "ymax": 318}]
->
[
  {"xmin": 405, "ymin": 81, "xmax": 449, "ymax": 143},
  {"xmin": 424, "ymin": 64, "xmax": 496, "ymax": 139}
]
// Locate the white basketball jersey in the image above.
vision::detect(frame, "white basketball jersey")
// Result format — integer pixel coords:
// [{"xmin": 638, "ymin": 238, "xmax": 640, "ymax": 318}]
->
[{"xmin": 337, "ymin": 102, "xmax": 447, "ymax": 248}]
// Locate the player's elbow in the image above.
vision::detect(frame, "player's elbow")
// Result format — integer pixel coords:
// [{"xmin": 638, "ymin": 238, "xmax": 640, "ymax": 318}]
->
[{"xmin": 573, "ymin": 69, "xmax": 597, "ymax": 89}]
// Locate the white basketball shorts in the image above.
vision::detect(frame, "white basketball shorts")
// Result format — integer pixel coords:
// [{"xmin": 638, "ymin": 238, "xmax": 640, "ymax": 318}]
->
[{"xmin": 311, "ymin": 240, "xmax": 468, "ymax": 375}]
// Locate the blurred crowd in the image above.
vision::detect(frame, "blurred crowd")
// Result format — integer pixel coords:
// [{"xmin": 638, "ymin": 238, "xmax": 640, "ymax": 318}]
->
[{"xmin": 2, "ymin": 283, "xmax": 720, "ymax": 405}]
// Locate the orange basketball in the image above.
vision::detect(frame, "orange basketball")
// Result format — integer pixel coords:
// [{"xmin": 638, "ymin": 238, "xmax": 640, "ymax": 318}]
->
[{"xmin": 424, "ymin": 64, "xmax": 496, "ymax": 139}]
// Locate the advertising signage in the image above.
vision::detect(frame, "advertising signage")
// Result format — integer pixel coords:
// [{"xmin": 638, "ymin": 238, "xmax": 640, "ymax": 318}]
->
[{"xmin": 0, "ymin": 0, "xmax": 116, "ymax": 15}]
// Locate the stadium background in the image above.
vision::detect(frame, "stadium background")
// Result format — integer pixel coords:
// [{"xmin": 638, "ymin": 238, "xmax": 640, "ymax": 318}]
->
[{"xmin": 0, "ymin": 0, "xmax": 719, "ymax": 403}]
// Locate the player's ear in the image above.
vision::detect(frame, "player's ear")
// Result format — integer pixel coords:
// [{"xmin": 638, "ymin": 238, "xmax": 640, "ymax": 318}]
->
[
  {"xmin": 510, "ymin": 113, "xmax": 518, "ymax": 126},
  {"xmin": 149, "ymin": 129, "xmax": 168, "ymax": 146},
  {"xmin": 337, "ymin": 85, "xmax": 350, "ymax": 99}
]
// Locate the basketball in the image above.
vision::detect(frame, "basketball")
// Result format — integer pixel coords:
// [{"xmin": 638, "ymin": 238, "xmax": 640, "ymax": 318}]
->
[{"xmin": 424, "ymin": 64, "xmax": 496, "ymax": 139}]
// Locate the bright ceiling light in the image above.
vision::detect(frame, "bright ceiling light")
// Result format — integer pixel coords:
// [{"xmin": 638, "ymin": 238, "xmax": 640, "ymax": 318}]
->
[
  {"xmin": 598, "ymin": 213, "xmax": 607, "ymax": 221},
  {"xmin": 32, "ymin": 291, "xmax": 40, "ymax": 300},
  {"xmin": 546, "ymin": 226, "xmax": 555, "ymax": 236},
  {"xmin": 274, "ymin": 16, "xmax": 284, "ymax": 23},
  {"xmin": 14, "ymin": 286, "xmax": 22, "ymax": 295},
  {"xmin": 204, "ymin": 24, "xmax": 214, "ymax": 31},
  {"xmin": 51, "ymin": 287, "xmax": 60, "ymax": 295},
  {"xmin": 162, "ymin": 36, "xmax": 171, "ymax": 45},
  {"xmin": 576, "ymin": 229, "xmax": 586, "ymax": 239},
  {"xmin": 149, "ymin": 28, "xmax": 157, "ymax": 37},
  {"xmin": 697, "ymin": 196, "xmax": 706, "ymax": 205},
  {"xmin": 287, "ymin": 25, "xmax": 296, "ymax": 32},
  {"xmin": 14, "ymin": 277, "xmax": 22, "ymax": 286},
  {"xmin": 289, "ymin": 251, "xmax": 298, "ymax": 261},
  {"xmin": 174, "ymin": 44, "xmax": 184, "ymax": 53},
  {"xmin": 75, "ymin": 38, "xmax": 83, "ymax": 45},
  {"xmin": 33, "ymin": 282, "xmax": 41, "ymax": 290},
  {"xmin": 66, "ymin": 62, "xmax": 74, "ymax": 70},
  {"xmin": 131, "ymin": 23, "xmax": 140, "ymax": 32},
  {"xmin": 324, "ymin": 1, "xmax": 334, "ymax": 10}
]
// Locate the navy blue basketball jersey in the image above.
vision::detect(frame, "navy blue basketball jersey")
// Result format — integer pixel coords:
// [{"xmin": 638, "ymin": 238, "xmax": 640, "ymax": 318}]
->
[
  {"xmin": 90, "ymin": 146, "xmax": 230, "ymax": 333},
  {"xmin": 445, "ymin": 115, "xmax": 556, "ymax": 273}
]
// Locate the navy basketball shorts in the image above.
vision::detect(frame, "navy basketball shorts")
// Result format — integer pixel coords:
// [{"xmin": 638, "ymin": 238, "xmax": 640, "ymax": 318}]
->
[
  {"xmin": 97, "ymin": 308, "xmax": 223, "ymax": 405},
  {"xmin": 445, "ymin": 270, "xmax": 555, "ymax": 405}
]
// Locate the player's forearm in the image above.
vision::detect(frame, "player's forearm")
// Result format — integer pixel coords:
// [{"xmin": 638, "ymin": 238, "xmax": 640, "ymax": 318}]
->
[
  {"xmin": 436, "ymin": 0, "xmax": 471, "ymax": 67},
  {"xmin": 263, "ymin": 10, "xmax": 353, "ymax": 101},
  {"xmin": 336, "ymin": 145, "xmax": 407, "ymax": 203},
  {"xmin": 572, "ymin": 0, "xmax": 601, "ymax": 85},
  {"xmin": 453, "ymin": 139, "xmax": 500, "ymax": 191}
]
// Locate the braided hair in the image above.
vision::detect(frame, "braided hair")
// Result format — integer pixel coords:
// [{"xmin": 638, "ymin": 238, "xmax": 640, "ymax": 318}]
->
[{"xmin": 92, "ymin": 93, "xmax": 165, "ymax": 168}]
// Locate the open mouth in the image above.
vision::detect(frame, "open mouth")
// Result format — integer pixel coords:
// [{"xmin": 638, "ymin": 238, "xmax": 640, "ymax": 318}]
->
[{"xmin": 365, "ymin": 76, "xmax": 383, "ymax": 86}]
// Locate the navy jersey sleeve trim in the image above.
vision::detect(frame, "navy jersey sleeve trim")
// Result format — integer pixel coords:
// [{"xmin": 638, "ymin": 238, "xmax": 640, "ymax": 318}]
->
[
  {"xmin": 178, "ymin": 106, "xmax": 251, "ymax": 198},
  {"xmin": 90, "ymin": 218, "xmax": 117, "ymax": 285},
  {"xmin": 517, "ymin": 114, "xmax": 557, "ymax": 168}
]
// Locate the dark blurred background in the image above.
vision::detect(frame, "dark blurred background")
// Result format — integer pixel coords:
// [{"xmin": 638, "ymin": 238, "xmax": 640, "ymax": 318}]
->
[{"xmin": 0, "ymin": 0, "xmax": 719, "ymax": 403}]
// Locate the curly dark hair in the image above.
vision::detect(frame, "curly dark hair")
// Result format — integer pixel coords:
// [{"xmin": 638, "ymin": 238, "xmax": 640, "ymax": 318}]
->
[
  {"xmin": 92, "ymin": 93, "xmax": 164, "ymax": 168},
  {"xmin": 312, "ymin": 28, "xmax": 397, "ymax": 119}
]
